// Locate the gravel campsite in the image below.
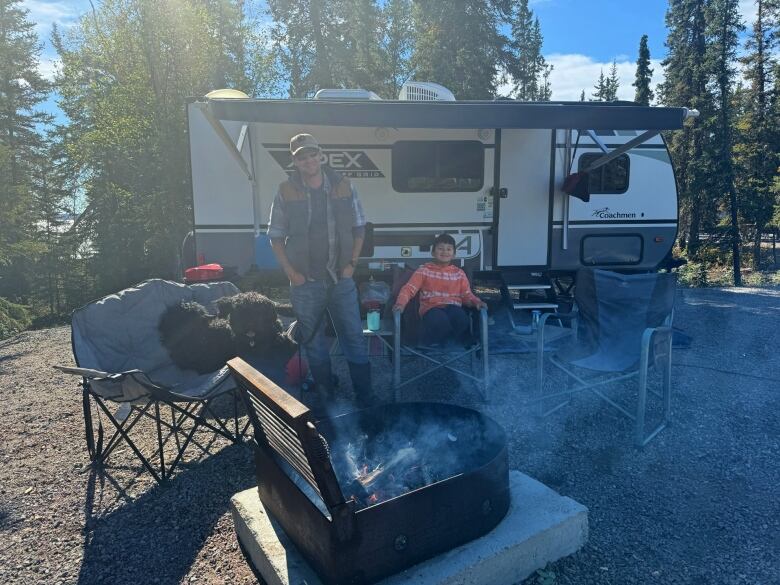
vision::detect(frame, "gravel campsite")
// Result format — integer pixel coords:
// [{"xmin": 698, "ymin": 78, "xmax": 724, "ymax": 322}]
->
[{"xmin": 1, "ymin": 286, "xmax": 778, "ymax": 585}]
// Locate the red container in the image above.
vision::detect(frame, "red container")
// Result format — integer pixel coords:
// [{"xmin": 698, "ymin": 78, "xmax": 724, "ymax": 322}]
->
[{"xmin": 184, "ymin": 263, "xmax": 224, "ymax": 283}]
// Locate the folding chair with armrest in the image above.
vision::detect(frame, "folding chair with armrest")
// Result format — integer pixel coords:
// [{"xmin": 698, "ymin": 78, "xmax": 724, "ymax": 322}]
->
[
  {"xmin": 56, "ymin": 279, "xmax": 249, "ymax": 482},
  {"xmin": 535, "ymin": 269, "xmax": 676, "ymax": 447}
]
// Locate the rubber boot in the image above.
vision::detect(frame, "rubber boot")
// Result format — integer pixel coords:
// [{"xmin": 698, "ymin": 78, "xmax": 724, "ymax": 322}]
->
[{"xmin": 348, "ymin": 361, "xmax": 375, "ymax": 409}]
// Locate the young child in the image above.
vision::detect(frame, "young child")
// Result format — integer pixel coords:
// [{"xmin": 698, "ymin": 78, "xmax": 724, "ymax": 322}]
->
[{"xmin": 393, "ymin": 233, "xmax": 486, "ymax": 346}]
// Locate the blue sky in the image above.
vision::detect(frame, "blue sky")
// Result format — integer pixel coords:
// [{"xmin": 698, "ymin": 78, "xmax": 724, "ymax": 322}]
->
[{"xmin": 23, "ymin": 0, "xmax": 759, "ymax": 119}]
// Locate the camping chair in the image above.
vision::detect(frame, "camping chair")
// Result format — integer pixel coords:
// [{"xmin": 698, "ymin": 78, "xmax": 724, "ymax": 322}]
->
[
  {"xmin": 56, "ymin": 279, "xmax": 248, "ymax": 483},
  {"xmin": 389, "ymin": 265, "xmax": 489, "ymax": 402},
  {"xmin": 535, "ymin": 269, "xmax": 676, "ymax": 447}
]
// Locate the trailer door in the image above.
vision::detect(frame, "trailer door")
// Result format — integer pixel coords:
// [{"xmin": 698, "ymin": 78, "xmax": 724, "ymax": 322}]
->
[{"xmin": 495, "ymin": 129, "xmax": 552, "ymax": 268}]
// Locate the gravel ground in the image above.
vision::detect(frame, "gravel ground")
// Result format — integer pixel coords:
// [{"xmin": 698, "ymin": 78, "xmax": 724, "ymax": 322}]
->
[{"xmin": 1, "ymin": 287, "xmax": 778, "ymax": 585}]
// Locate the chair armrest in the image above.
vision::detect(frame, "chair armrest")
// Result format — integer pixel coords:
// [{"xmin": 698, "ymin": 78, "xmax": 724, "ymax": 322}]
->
[{"xmin": 53, "ymin": 365, "xmax": 110, "ymax": 379}]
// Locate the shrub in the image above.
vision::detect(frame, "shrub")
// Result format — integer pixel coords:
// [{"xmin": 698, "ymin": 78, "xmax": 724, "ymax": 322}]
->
[{"xmin": 0, "ymin": 297, "xmax": 32, "ymax": 340}]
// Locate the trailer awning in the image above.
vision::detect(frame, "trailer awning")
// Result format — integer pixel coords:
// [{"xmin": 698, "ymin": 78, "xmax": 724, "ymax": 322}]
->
[{"xmin": 203, "ymin": 98, "xmax": 694, "ymax": 131}]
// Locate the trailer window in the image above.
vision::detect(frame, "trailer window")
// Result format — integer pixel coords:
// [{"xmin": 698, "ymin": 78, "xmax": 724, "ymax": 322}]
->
[
  {"xmin": 392, "ymin": 141, "xmax": 484, "ymax": 193},
  {"xmin": 578, "ymin": 153, "xmax": 629, "ymax": 194}
]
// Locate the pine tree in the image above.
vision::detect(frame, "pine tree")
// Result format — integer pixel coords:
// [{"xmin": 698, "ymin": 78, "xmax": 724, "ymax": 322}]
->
[
  {"xmin": 579, "ymin": 89, "xmax": 585, "ymax": 101},
  {"xmin": 734, "ymin": 0, "xmax": 777, "ymax": 269},
  {"xmin": 0, "ymin": 0, "xmax": 50, "ymax": 300},
  {"xmin": 707, "ymin": 0, "xmax": 744, "ymax": 284},
  {"xmin": 267, "ymin": 0, "xmax": 345, "ymax": 96},
  {"xmin": 380, "ymin": 0, "xmax": 414, "ymax": 98},
  {"xmin": 507, "ymin": 1, "xmax": 553, "ymax": 101},
  {"xmin": 604, "ymin": 60, "xmax": 620, "ymax": 101},
  {"xmin": 411, "ymin": 0, "xmax": 508, "ymax": 99},
  {"xmin": 658, "ymin": 0, "xmax": 714, "ymax": 256},
  {"xmin": 341, "ymin": 0, "xmax": 385, "ymax": 94},
  {"xmin": 592, "ymin": 69, "xmax": 607, "ymax": 100},
  {"xmin": 633, "ymin": 34, "xmax": 654, "ymax": 105}
]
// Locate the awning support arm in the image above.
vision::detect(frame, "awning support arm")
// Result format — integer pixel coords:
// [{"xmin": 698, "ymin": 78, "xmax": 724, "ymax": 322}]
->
[
  {"xmin": 583, "ymin": 130, "xmax": 660, "ymax": 173},
  {"xmin": 196, "ymin": 103, "xmax": 253, "ymax": 181},
  {"xmin": 585, "ymin": 130, "xmax": 609, "ymax": 154}
]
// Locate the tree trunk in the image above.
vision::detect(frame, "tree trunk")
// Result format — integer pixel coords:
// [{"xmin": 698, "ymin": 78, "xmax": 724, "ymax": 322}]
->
[
  {"xmin": 753, "ymin": 224, "xmax": 762, "ymax": 268},
  {"xmin": 729, "ymin": 187, "xmax": 741, "ymax": 286}
]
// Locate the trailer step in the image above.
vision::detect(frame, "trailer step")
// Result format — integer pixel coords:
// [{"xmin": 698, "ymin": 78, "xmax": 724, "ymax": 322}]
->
[{"xmin": 512, "ymin": 302, "xmax": 559, "ymax": 310}]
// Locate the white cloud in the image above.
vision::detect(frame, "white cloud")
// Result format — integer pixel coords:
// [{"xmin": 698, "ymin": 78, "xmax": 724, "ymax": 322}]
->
[
  {"xmin": 498, "ymin": 53, "xmax": 666, "ymax": 103},
  {"xmin": 37, "ymin": 56, "xmax": 60, "ymax": 81},
  {"xmin": 738, "ymin": 0, "xmax": 757, "ymax": 25},
  {"xmin": 22, "ymin": 0, "xmax": 81, "ymax": 40}
]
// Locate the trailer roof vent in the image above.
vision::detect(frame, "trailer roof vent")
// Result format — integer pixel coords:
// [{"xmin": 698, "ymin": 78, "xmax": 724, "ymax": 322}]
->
[
  {"xmin": 398, "ymin": 81, "xmax": 456, "ymax": 101},
  {"xmin": 205, "ymin": 88, "xmax": 249, "ymax": 99},
  {"xmin": 313, "ymin": 88, "xmax": 382, "ymax": 100}
]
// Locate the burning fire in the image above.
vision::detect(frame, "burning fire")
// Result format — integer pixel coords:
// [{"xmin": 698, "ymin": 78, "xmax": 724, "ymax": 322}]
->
[{"xmin": 338, "ymin": 430, "xmax": 459, "ymax": 509}]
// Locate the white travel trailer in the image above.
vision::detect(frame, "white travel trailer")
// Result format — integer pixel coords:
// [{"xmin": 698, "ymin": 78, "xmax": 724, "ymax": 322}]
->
[{"xmin": 185, "ymin": 85, "xmax": 695, "ymax": 298}]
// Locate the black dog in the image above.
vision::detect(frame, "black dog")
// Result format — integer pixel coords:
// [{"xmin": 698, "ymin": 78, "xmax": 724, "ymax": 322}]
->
[
  {"xmin": 158, "ymin": 301, "xmax": 234, "ymax": 374},
  {"xmin": 159, "ymin": 292, "xmax": 306, "ymax": 386}
]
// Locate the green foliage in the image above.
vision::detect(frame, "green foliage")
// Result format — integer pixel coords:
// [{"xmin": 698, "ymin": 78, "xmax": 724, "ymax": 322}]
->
[
  {"xmin": 592, "ymin": 62, "xmax": 618, "ymax": 102},
  {"xmin": 633, "ymin": 34, "xmax": 654, "ymax": 105},
  {"xmin": 507, "ymin": 0, "xmax": 552, "ymax": 101},
  {"xmin": 0, "ymin": 0, "xmax": 51, "ymax": 300},
  {"xmin": 0, "ymin": 296, "xmax": 31, "ymax": 340},
  {"xmin": 411, "ymin": 0, "xmax": 508, "ymax": 99}
]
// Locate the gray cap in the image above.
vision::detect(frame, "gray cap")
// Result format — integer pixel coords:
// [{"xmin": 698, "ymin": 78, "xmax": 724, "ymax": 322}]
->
[{"xmin": 289, "ymin": 133, "xmax": 320, "ymax": 157}]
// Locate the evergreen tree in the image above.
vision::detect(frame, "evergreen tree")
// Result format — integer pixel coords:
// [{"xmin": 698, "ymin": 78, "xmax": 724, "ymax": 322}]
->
[
  {"xmin": 507, "ymin": 1, "xmax": 553, "ymax": 101},
  {"xmin": 411, "ymin": 0, "xmax": 508, "ymax": 99},
  {"xmin": 658, "ymin": 0, "xmax": 714, "ymax": 256},
  {"xmin": 633, "ymin": 34, "xmax": 654, "ymax": 105},
  {"xmin": 734, "ymin": 0, "xmax": 777, "ymax": 268},
  {"xmin": 341, "ymin": 0, "xmax": 385, "ymax": 94},
  {"xmin": 604, "ymin": 60, "xmax": 620, "ymax": 100},
  {"xmin": 267, "ymin": 0, "xmax": 345, "ymax": 96},
  {"xmin": 0, "ymin": 0, "xmax": 50, "ymax": 300},
  {"xmin": 707, "ymin": 0, "xmax": 744, "ymax": 284},
  {"xmin": 580, "ymin": 89, "xmax": 585, "ymax": 101},
  {"xmin": 592, "ymin": 69, "xmax": 606, "ymax": 100},
  {"xmin": 380, "ymin": 0, "xmax": 414, "ymax": 98}
]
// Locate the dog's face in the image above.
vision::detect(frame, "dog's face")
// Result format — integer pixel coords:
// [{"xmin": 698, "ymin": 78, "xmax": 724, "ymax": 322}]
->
[{"xmin": 219, "ymin": 292, "xmax": 283, "ymax": 351}]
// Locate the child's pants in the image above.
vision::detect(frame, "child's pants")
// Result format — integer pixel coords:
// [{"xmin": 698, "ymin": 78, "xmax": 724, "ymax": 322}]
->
[{"xmin": 420, "ymin": 305, "xmax": 470, "ymax": 346}]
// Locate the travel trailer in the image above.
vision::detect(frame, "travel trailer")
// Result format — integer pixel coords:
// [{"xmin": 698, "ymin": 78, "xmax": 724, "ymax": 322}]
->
[{"xmin": 185, "ymin": 84, "xmax": 695, "ymax": 304}]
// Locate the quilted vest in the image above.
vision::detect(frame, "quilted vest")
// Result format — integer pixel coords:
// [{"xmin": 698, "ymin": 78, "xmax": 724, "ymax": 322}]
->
[{"xmin": 278, "ymin": 169, "xmax": 354, "ymax": 280}]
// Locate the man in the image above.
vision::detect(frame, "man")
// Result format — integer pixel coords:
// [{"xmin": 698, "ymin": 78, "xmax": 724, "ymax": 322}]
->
[{"xmin": 267, "ymin": 133, "xmax": 373, "ymax": 408}]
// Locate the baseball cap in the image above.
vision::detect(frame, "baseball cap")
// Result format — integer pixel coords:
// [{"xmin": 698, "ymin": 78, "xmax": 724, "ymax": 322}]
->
[{"xmin": 289, "ymin": 133, "xmax": 320, "ymax": 157}]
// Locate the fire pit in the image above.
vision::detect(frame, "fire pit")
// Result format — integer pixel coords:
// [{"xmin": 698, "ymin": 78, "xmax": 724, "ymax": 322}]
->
[{"xmin": 229, "ymin": 358, "xmax": 510, "ymax": 585}]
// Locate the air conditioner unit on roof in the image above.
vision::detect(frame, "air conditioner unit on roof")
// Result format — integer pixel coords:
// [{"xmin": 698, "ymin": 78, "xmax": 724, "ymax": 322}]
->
[{"xmin": 398, "ymin": 82, "xmax": 456, "ymax": 101}]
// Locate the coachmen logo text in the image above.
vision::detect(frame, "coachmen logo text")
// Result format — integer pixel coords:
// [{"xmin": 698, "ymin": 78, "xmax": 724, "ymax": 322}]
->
[
  {"xmin": 592, "ymin": 207, "xmax": 637, "ymax": 219},
  {"xmin": 267, "ymin": 146, "xmax": 384, "ymax": 178}
]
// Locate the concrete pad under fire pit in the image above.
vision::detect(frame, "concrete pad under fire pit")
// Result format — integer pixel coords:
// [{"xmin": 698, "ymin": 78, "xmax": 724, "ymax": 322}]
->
[{"xmin": 231, "ymin": 470, "xmax": 588, "ymax": 585}]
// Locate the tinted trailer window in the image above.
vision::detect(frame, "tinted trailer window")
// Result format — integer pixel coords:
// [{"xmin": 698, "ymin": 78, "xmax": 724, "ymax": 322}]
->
[
  {"xmin": 579, "ymin": 152, "xmax": 630, "ymax": 194},
  {"xmin": 392, "ymin": 141, "xmax": 484, "ymax": 192}
]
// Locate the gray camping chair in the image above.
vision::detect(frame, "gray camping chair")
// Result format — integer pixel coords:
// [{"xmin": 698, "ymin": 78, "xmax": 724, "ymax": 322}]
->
[
  {"xmin": 392, "ymin": 306, "xmax": 490, "ymax": 402},
  {"xmin": 56, "ymin": 279, "xmax": 247, "ymax": 482},
  {"xmin": 535, "ymin": 269, "xmax": 676, "ymax": 447}
]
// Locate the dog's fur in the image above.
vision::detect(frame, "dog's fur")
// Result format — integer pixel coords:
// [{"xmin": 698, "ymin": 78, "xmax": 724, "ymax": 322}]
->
[
  {"xmin": 159, "ymin": 292, "xmax": 299, "ymax": 378},
  {"xmin": 158, "ymin": 302, "xmax": 235, "ymax": 373}
]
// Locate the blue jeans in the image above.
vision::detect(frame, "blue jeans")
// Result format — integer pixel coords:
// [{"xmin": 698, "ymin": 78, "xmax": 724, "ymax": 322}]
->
[
  {"xmin": 290, "ymin": 278, "xmax": 368, "ymax": 368},
  {"xmin": 420, "ymin": 305, "xmax": 470, "ymax": 346}
]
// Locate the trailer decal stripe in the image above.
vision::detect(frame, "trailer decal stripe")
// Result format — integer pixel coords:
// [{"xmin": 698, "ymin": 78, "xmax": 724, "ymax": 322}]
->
[{"xmin": 552, "ymin": 221, "xmax": 677, "ymax": 226}]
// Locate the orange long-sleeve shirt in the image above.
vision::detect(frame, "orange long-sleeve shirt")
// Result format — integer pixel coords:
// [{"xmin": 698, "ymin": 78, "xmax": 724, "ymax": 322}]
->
[{"xmin": 395, "ymin": 262, "xmax": 482, "ymax": 316}]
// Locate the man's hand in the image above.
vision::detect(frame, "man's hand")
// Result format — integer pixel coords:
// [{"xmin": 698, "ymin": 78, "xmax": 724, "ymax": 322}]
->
[
  {"xmin": 392, "ymin": 304, "xmax": 403, "ymax": 313},
  {"xmin": 474, "ymin": 300, "xmax": 488, "ymax": 310},
  {"xmin": 288, "ymin": 271, "xmax": 306, "ymax": 286},
  {"xmin": 341, "ymin": 263, "xmax": 355, "ymax": 279}
]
